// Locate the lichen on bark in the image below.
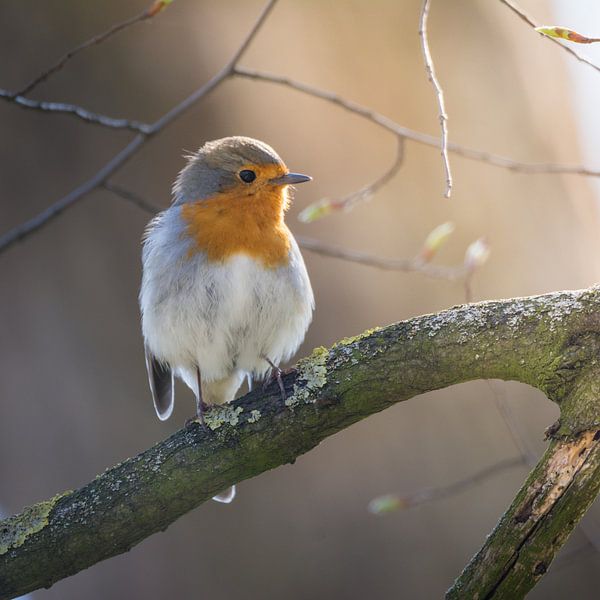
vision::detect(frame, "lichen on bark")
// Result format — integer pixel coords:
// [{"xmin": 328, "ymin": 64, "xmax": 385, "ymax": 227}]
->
[
  {"xmin": 0, "ymin": 492, "xmax": 69, "ymax": 556},
  {"xmin": 2, "ymin": 286, "xmax": 600, "ymax": 600}
]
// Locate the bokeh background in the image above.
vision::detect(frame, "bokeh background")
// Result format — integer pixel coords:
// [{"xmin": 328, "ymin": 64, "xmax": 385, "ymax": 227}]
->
[{"xmin": 2, "ymin": 1, "xmax": 600, "ymax": 598}]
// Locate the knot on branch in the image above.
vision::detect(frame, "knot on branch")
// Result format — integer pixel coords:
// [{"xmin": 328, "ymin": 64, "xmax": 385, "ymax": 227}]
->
[{"xmin": 542, "ymin": 332, "xmax": 600, "ymax": 437}]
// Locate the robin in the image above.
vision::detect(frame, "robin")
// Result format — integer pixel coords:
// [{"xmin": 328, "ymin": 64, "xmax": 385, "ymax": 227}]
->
[{"xmin": 139, "ymin": 136, "xmax": 314, "ymax": 501}]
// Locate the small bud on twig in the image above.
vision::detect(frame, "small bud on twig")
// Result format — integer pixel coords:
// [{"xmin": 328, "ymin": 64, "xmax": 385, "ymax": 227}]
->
[
  {"xmin": 298, "ymin": 198, "xmax": 342, "ymax": 223},
  {"xmin": 368, "ymin": 494, "xmax": 407, "ymax": 515},
  {"xmin": 535, "ymin": 26, "xmax": 600, "ymax": 44},
  {"xmin": 464, "ymin": 237, "xmax": 491, "ymax": 272},
  {"xmin": 419, "ymin": 221, "xmax": 455, "ymax": 262},
  {"xmin": 147, "ymin": 0, "xmax": 174, "ymax": 18}
]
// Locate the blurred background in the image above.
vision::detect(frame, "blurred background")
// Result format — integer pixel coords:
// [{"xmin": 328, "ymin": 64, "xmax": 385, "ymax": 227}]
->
[{"xmin": 2, "ymin": 0, "xmax": 600, "ymax": 598}]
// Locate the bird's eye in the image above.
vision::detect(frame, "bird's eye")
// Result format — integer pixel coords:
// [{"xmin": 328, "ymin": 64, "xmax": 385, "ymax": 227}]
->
[{"xmin": 239, "ymin": 169, "xmax": 256, "ymax": 183}]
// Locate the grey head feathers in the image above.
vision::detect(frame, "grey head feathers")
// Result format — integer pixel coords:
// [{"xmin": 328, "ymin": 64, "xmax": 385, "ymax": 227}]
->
[{"xmin": 172, "ymin": 136, "xmax": 284, "ymax": 205}]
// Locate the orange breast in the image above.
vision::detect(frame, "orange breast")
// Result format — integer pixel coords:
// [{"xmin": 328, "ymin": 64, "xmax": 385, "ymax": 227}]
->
[{"xmin": 180, "ymin": 187, "xmax": 292, "ymax": 268}]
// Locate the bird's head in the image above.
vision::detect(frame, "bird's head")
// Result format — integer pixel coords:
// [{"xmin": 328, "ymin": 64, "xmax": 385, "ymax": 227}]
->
[{"xmin": 173, "ymin": 136, "xmax": 311, "ymax": 210}]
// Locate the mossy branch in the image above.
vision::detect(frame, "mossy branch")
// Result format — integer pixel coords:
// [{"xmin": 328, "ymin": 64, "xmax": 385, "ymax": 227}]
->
[{"xmin": 2, "ymin": 287, "xmax": 600, "ymax": 599}]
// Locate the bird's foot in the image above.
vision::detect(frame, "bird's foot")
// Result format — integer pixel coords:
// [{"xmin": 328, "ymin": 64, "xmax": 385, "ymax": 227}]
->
[
  {"xmin": 262, "ymin": 358, "xmax": 287, "ymax": 402},
  {"xmin": 184, "ymin": 400, "xmax": 210, "ymax": 428},
  {"xmin": 184, "ymin": 416, "xmax": 198, "ymax": 429}
]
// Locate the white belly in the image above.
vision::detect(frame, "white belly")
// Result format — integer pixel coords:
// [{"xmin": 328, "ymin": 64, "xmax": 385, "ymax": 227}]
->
[{"xmin": 141, "ymin": 223, "xmax": 313, "ymax": 385}]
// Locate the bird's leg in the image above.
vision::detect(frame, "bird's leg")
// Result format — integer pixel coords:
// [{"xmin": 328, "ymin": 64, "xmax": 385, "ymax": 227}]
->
[
  {"xmin": 195, "ymin": 365, "xmax": 206, "ymax": 425},
  {"xmin": 185, "ymin": 366, "xmax": 208, "ymax": 428},
  {"xmin": 262, "ymin": 356, "xmax": 286, "ymax": 402}
]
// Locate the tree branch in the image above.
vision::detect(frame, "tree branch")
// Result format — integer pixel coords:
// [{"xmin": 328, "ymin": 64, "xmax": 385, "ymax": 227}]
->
[
  {"xmin": 419, "ymin": 0, "xmax": 452, "ymax": 198},
  {"xmin": 0, "ymin": 135, "xmax": 145, "ymax": 251},
  {"xmin": 12, "ymin": 1, "xmax": 172, "ymax": 98},
  {"xmin": 233, "ymin": 67, "xmax": 600, "ymax": 178},
  {"xmin": 447, "ymin": 430, "xmax": 600, "ymax": 598},
  {"xmin": 102, "ymin": 181, "xmax": 163, "ymax": 214},
  {"xmin": 100, "ymin": 182, "xmax": 480, "ymax": 287},
  {"xmin": 2, "ymin": 287, "xmax": 600, "ymax": 599},
  {"xmin": 0, "ymin": 0, "xmax": 278, "ymax": 256},
  {"xmin": 0, "ymin": 89, "xmax": 150, "ymax": 132},
  {"xmin": 297, "ymin": 236, "xmax": 466, "ymax": 279},
  {"xmin": 0, "ymin": 0, "xmax": 174, "ymax": 131},
  {"xmin": 2, "ymin": 3, "xmax": 600, "ymax": 258}
]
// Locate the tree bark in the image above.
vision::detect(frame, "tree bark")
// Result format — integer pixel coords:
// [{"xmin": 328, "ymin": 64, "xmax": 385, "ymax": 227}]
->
[{"xmin": 2, "ymin": 287, "xmax": 600, "ymax": 600}]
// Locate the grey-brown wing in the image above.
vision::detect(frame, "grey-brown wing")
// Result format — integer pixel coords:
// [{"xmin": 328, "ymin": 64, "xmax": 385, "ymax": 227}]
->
[{"xmin": 144, "ymin": 347, "xmax": 174, "ymax": 421}]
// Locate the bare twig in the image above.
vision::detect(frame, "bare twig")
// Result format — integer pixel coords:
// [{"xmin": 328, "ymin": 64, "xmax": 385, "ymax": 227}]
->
[
  {"xmin": 0, "ymin": 1, "xmax": 174, "ymax": 132},
  {"xmin": 499, "ymin": 0, "xmax": 600, "ymax": 74},
  {"xmin": 368, "ymin": 457, "xmax": 524, "ymax": 513},
  {"xmin": 447, "ymin": 145, "xmax": 600, "ymax": 177},
  {"xmin": 2, "ymin": 66, "xmax": 596, "ymax": 178},
  {"xmin": 102, "ymin": 180, "xmax": 473, "ymax": 284},
  {"xmin": 102, "ymin": 182, "xmax": 162, "ymax": 214},
  {"xmin": 0, "ymin": 136, "xmax": 145, "ymax": 251},
  {"xmin": 487, "ymin": 380, "xmax": 537, "ymax": 465},
  {"xmin": 233, "ymin": 67, "xmax": 600, "ymax": 178},
  {"xmin": 13, "ymin": 1, "xmax": 172, "ymax": 98},
  {"xmin": 3, "ymin": 1, "xmax": 600, "ymax": 258},
  {"xmin": 0, "ymin": 89, "xmax": 150, "ymax": 132},
  {"xmin": 327, "ymin": 136, "xmax": 405, "ymax": 213},
  {"xmin": 299, "ymin": 137, "xmax": 405, "ymax": 221},
  {"xmin": 0, "ymin": 0, "xmax": 278, "ymax": 256},
  {"xmin": 146, "ymin": 0, "xmax": 277, "ymax": 135},
  {"xmin": 418, "ymin": 0, "xmax": 452, "ymax": 198},
  {"xmin": 297, "ymin": 236, "xmax": 467, "ymax": 280}
]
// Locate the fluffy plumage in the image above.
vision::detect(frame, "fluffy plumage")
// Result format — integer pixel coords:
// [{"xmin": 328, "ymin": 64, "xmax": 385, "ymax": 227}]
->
[{"xmin": 140, "ymin": 136, "xmax": 314, "ymax": 420}]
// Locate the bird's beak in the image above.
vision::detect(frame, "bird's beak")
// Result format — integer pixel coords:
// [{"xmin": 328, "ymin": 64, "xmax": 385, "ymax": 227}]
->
[{"xmin": 270, "ymin": 172, "xmax": 312, "ymax": 186}]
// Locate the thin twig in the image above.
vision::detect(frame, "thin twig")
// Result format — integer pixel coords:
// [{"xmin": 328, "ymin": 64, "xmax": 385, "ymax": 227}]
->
[
  {"xmin": 105, "ymin": 183, "xmax": 487, "ymax": 294},
  {"xmin": 3, "ymin": 1, "xmax": 600, "ymax": 257},
  {"xmin": 102, "ymin": 182, "xmax": 162, "ymax": 214},
  {"xmin": 487, "ymin": 380, "xmax": 537, "ymax": 466},
  {"xmin": 102, "ymin": 181, "xmax": 473, "ymax": 284},
  {"xmin": 0, "ymin": 1, "xmax": 173, "ymax": 132},
  {"xmin": 330, "ymin": 136, "xmax": 405, "ymax": 212},
  {"xmin": 146, "ymin": 0, "xmax": 277, "ymax": 135},
  {"xmin": 233, "ymin": 67, "xmax": 600, "ymax": 178},
  {"xmin": 2, "ymin": 71, "xmax": 596, "ymax": 179},
  {"xmin": 0, "ymin": 136, "xmax": 144, "ymax": 251},
  {"xmin": 499, "ymin": 0, "xmax": 600, "ymax": 74},
  {"xmin": 13, "ymin": 1, "xmax": 170, "ymax": 98},
  {"xmin": 0, "ymin": 0, "xmax": 278, "ymax": 256},
  {"xmin": 447, "ymin": 145, "xmax": 600, "ymax": 177},
  {"xmin": 418, "ymin": 0, "xmax": 452, "ymax": 198},
  {"xmin": 297, "ymin": 236, "xmax": 467, "ymax": 280},
  {"xmin": 0, "ymin": 89, "xmax": 150, "ymax": 132},
  {"xmin": 299, "ymin": 137, "xmax": 405, "ymax": 221},
  {"xmin": 368, "ymin": 457, "xmax": 524, "ymax": 513}
]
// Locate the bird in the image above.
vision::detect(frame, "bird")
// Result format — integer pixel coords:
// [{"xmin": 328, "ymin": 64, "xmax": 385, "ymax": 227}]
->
[{"xmin": 139, "ymin": 136, "xmax": 314, "ymax": 501}]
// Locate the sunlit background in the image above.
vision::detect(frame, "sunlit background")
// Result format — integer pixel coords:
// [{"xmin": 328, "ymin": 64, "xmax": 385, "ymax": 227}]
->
[{"xmin": 2, "ymin": 1, "xmax": 600, "ymax": 598}]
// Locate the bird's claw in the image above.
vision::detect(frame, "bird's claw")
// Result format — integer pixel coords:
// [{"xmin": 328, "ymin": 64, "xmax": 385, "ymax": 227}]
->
[
  {"xmin": 263, "ymin": 358, "xmax": 287, "ymax": 402},
  {"xmin": 185, "ymin": 400, "xmax": 210, "ymax": 428}
]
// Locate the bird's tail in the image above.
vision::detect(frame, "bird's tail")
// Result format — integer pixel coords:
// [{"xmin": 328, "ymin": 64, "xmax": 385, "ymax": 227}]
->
[
  {"xmin": 212, "ymin": 485, "xmax": 236, "ymax": 504},
  {"xmin": 145, "ymin": 347, "xmax": 174, "ymax": 421}
]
